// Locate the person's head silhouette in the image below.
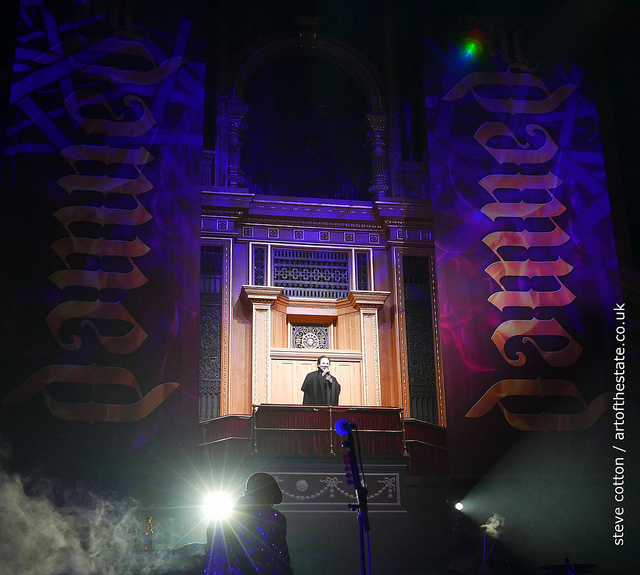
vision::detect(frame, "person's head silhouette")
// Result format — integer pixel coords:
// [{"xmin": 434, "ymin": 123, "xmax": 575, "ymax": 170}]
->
[{"xmin": 243, "ymin": 472, "xmax": 283, "ymax": 505}]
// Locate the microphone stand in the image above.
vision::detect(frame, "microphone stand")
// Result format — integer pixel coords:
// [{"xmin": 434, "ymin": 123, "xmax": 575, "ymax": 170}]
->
[{"xmin": 342, "ymin": 426, "xmax": 371, "ymax": 575}]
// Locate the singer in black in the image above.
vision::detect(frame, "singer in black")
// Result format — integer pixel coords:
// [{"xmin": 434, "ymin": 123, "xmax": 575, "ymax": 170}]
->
[
  {"xmin": 205, "ymin": 472, "xmax": 293, "ymax": 575},
  {"xmin": 301, "ymin": 356, "xmax": 341, "ymax": 405}
]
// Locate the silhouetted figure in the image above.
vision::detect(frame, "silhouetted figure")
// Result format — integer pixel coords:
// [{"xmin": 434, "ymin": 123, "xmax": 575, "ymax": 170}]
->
[
  {"xmin": 205, "ymin": 472, "xmax": 293, "ymax": 575},
  {"xmin": 301, "ymin": 356, "xmax": 341, "ymax": 405}
]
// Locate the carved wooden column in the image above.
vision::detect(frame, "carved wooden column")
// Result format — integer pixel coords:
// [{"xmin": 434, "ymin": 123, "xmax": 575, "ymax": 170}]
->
[
  {"xmin": 348, "ymin": 290, "xmax": 389, "ymax": 406},
  {"xmin": 227, "ymin": 100, "xmax": 250, "ymax": 187},
  {"xmin": 241, "ymin": 286, "xmax": 283, "ymax": 406},
  {"xmin": 366, "ymin": 113, "xmax": 389, "ymax": 199}
]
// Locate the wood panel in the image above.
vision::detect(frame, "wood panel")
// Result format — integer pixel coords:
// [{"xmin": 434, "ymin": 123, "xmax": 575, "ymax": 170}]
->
[
  {"xmin": 331, "ymin": 360, "xmax": 362, "ymax": 405},
  {"xmin": 270, "ymin": 359, "xmax": 314, "ymax": 404},
  {"xmin": 271, "ymin": 306, "xmax": 287, "ymax": 347},
  {"xmin": 270, "ymin": 352, "xmax": 362, "ymax": 406},
  {"xmin": 335, "ymin": 307, "xmax": 361, "ymax": 350}
]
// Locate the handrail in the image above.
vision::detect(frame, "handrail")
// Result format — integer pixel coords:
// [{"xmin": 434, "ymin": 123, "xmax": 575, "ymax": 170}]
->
[{"xmin": 250, "ymin": 404, "xmax": 406, "ymax": 455}]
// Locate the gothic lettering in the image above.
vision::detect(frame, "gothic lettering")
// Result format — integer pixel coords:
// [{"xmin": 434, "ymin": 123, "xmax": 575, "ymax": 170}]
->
[
  {"xmin": 491, "ymin": 318, "xmax": 583, "ymax": 367},
  {"xmin": 65, "ymin": 91, "xmax": 156, "ymax": 136},
  {"xmin": 2, "ymin": 364, "xmax": 178, "ymax": 423},
  {"xmin": 485, "ymin": 259, "xmax": 575, "ymax": 310},
  {"xmin": 466, "ymin": 378, "xmax": 612, "ymax": 431},
  {"xmin": 451, "ymin": 64, "xmax": 602, "ymax": 428},
  {"xmin": 49, "ymin": 236, "xmax": 150, "ymax": 291},
  {"xmin": 46, "ymin": 300, "xmax": 147, "ymax": 354},
  {"xmin": 443, "ymin": 71, "xmax": 576, "ymax": 114},
  {"xmin": 71, "ymin": 37, "xmax": 185, "ymax": 85},
  {"xmin": 475, "ymin": 123, "xmax": 558, "ymax": 165}
]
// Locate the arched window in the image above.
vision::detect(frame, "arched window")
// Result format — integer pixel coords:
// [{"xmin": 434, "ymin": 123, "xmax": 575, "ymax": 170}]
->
[{"xmin": 243, "ymin": 56, "xmax": 369, "ymax": 200}]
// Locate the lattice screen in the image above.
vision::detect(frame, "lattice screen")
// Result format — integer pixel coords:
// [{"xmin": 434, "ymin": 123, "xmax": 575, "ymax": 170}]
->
[
  {"xmin": 272, "ymin": 249, "xmax": 350, "ymax": 298},
  {"xmin": 200, "ymin": 246, "xmax": 222, "ymax": 421},
  {"xmin": 403, "ymin": 255, "xmax": 438, "ymax": 424}
]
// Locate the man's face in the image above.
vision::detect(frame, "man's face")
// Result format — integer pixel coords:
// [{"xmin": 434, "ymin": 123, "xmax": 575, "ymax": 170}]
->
[{"xmin": 319, "ymin": 358, "xmax": 330, "ymax": 371}]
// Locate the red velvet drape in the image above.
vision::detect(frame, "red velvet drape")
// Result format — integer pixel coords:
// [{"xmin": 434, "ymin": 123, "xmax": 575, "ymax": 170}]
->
[{"xmin": 252, "ymin": 405, "xmax": 405, "ymax": 456}]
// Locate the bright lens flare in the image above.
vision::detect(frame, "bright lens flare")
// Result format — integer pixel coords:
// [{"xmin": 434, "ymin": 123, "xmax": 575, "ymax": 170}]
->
[
  {"xmin": 458, "ymin": 30, "xmax": 485, "ymax": 61},
  {"xmin": 462, "ymin": 41, "xmax": 479, "ymax": 59},
  {"xmin": 455, "ymin": 502, "xmax": 464, "ymax": 511},
  {"xmin": 203, "ymin": 492, "xmax": 235, "ymax": 521}
]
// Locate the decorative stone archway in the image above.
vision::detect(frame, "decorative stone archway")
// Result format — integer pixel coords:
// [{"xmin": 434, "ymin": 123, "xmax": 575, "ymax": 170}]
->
[{"xmin": 221, "ymin": 19, "xmax": 390, "ymax": 199}]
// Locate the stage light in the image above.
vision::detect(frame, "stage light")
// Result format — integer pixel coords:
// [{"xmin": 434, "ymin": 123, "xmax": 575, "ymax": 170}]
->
[
  {"xmin": 457, "ymin": 29, "xmax": 485, "ymax": 62},
  {"xmin": 455, "ymin": 502, "xmax": 464, "ymax": 511},
  {"xmin": 203, "ymin": 492, "xmax": 234, "ymax": 521},
  {"xmin": 461, "ymin": 40, "xmax": 480, "ymax": 59}
]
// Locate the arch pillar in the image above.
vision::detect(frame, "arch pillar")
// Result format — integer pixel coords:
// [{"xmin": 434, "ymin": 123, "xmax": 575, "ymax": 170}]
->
[{"xmin": 241, "ymin": 286, "xmax": 282, "ymax": 405}]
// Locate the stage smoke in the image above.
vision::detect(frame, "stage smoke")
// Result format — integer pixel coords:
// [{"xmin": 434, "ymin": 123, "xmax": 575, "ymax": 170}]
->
[
  {"xmin": 481, "ymin": 513, "xmax": 505, "ymax": 539},
  {"xmin": 0, "ymin": 461, "xmax": 186, "ymax": 575}
]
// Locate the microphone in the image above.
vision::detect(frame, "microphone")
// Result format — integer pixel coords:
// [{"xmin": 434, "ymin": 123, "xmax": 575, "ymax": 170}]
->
[{"xmin": 335, "ymin": 418, "xmax": 356, "ymax": 436}]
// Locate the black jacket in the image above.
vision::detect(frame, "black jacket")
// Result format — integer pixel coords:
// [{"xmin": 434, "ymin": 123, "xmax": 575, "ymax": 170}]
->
[{"xmin": 301, "ymin": 369, "xmax": 341, "ymax": 405}]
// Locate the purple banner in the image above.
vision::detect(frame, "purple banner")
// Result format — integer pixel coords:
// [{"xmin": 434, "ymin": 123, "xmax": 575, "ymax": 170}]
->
[
  {"xmin": 426, "ymin": 29, "xmax": 622, "ymax": 477},
  {"xmin": 0, "ymin": 0, "xmax": 204, "ymax": 476}
]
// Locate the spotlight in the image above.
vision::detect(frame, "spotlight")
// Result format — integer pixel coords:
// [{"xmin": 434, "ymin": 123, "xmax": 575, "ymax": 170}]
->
[
  {"xmin": 203, "ymin": 492, "xmax": 234, "ymax": 521},
  {"xmin": 461, "ymin": 40, "xmax": 479, "ymax": 59},
  {"xmin": 455, "ymin": 502, "xmax": 464, "ymax": 511},
  {"xmin": 457, "ymin": 29, "xmax": 486, "ymax": 62}
]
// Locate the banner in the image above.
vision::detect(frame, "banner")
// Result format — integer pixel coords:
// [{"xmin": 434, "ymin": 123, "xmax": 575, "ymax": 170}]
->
[
  {"xmin": 0, "ymin": 0, "xmax": 204, "ymax": 479},
  {"xmin": 426, "ymin": 24, "xmax": 622, "ymax": 477}
]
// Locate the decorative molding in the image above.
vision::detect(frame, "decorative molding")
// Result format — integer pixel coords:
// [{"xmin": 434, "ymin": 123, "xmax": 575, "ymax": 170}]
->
[
  {"xmin": 365, "ymin": 113, "xmax": 389, "ymax": 198},
  {"xmin": 201, "ymin": 190, "xmax": 434, "ymax": 230},
  {"xmin": 251, "ymin": 306, "xmax": 273, "ymax": 404},
  {"xmin": 201, "ymin": 239, "xmax": 233, "ymax": 417},
  {"xmin": 227, "ymin": 100, "xmax": 250, "ymax": 187},
  {"xmin": 199, "ymin": 246, "xmax": 223, "ymax": 421},
  {"xmin": 347, "ymin": 290, "xmax": 389, "ymax": 310},
  {"xmin": 392, "ymin": 246, "xmax": 443, "ymax": 424},
  {"xmin": 201, "ymin": 149, "xmax": 214, "ymax": 187},
  {"xmin": 252, "ymin": 307, "xmax": 260, "ymax": 406},
  {"xmin": 223, "ymin": 241, "xmax": 232, "ymax": 416},
  {"xmin": 372, "ymin": 314, "xmax": 381, "ymax": 406},
  {"xmin": 292, "ymin": 324, "xmax": 330, "ymax": 349},
  {"xmin": 242, "ymin": 217, "xmax": 384, "ymax": 232},
  {"xmin": 347, "ymin": 291, "xmax": 388, "ymax": 407},
  {"xmin": 241, "ymin": 285, "xmax": 283, "ymax": 307},
  {"xmin": 429, "ymin": 256, "xmax": 446, "ymax": 426},
  {"xmin": 270, "ymin": 348, "xmax": 362, "ymax": 362},
  {"xmin": 393, "ymin": 246, "xmax": 409, "ymax": 418},
  {"xmin": 243, "ymin": 286, "xmax": 280, "ymax": 407},
  {"xmin": 273, "ymin": 472, "xmax": 400, "ymax": 507},
  {"xmin": 265, "ymin": 308, "xmax": 271, "ymax": 403},
  {"xmin": 361, "ymin": 311, "xmax": 369, "ymax": 406}
]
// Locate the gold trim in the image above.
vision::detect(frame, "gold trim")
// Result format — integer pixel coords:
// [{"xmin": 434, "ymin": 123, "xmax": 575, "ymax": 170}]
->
[
  {"xmin": 393, "ymin": 247, "xmax": 444, "ymax": 425},
  {"xmin": 202, "ymin": 239, "xmax": 232, "ymax": 417}
]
